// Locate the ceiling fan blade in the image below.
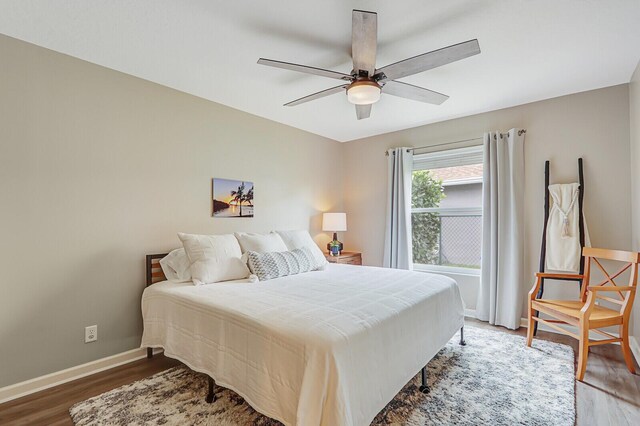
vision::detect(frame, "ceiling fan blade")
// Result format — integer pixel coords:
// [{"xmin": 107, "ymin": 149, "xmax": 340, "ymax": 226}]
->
[
  {"xmin": 375, "ymin": 39, "xmax": 480, "ymax": 81},
  {"xmin": 355, "ymin": 104, "xmax": 372, "ymax": 120},
  {"xmin": 284, "ymin": 85, "xmax": 348, "ymax": 106},
  {"xmin": 352, "ymin": 10, "xmax": 377, "ymax": 76},
  {"xmin": 258, "ymin": 58, "xmax": 352, "ymax": 81},
  {"xmin": 383, "ymin": 80, "xmax": 449, "ymax": 105}
]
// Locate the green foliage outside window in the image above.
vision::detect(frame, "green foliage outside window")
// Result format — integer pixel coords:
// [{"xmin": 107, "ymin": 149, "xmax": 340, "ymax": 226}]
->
[{"xmin": 411, "ymin": 171, "xmax": 445, "ymax": 264}]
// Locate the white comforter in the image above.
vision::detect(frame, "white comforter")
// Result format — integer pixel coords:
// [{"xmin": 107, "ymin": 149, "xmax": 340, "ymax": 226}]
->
[{"xmin": 141, "ymin": 264, "xmax": 464, "ymax": 426}]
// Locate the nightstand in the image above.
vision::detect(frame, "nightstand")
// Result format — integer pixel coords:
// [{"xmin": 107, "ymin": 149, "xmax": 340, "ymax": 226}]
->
[{"xmin": 325, "ymin": 251, "xmax": 362, "ymax": 265}]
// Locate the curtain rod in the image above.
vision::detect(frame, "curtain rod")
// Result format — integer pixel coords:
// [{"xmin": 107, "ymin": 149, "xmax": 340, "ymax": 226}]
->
[{"xmin": 384, "ymin": 129, "xmax": 526, "ymax": 156}]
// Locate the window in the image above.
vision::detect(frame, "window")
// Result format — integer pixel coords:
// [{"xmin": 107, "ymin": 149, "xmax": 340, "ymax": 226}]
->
[{"xmin": 411, "ymin": 146, "xmax": 483, "ymax": 275}]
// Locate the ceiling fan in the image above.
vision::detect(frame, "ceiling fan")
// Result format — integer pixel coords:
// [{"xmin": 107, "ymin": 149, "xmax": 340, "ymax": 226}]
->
[{"xmin": 257, "ymin": 10, "xmax": 481, "ymax": 120}]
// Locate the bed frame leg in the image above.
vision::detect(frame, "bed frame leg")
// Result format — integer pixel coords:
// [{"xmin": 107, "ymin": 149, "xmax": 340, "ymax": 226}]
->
[
  {"xmin": 419, "ymin": 367, "xmax": 430, "ymax": 394},
  {"xmin": 460, "ymin": 326, "xmax": 467, "ymax": 346},
  {"xmin": 147, "ymin": 348, "xmax": 153, "ymax": 359},
  {"xmin": 206, "ymin": 376, "xmax": 217, "ymax": 403}
]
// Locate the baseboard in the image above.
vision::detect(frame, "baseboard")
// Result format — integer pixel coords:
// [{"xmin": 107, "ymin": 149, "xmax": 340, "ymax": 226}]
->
[
  {"xmin": 0, "ymin": 347, "xmax": 162, "ymax": 404},
  {"xmin": 464, "ymin": 309, "xmax": 477, "ymax": 319},
  {"xmin": 630, "ymin": 336, "xmax": 640, "ymax": 366}
]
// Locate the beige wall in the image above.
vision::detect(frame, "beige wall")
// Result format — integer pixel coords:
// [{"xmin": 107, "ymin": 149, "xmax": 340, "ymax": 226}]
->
[
  {"xmin": 0, "ymin": 34, "xmax": 343, "ymax": 387},
  {"xmin": 1, "ymin": 30, "xmax": 637, "ymax": 388},
  {"xmin": 630, "ymin": 60, "xmax": 640, "ymax": 343},
  {"xmin": 343, "ymin": 85, "xmax": 632, "ymax": 315}
]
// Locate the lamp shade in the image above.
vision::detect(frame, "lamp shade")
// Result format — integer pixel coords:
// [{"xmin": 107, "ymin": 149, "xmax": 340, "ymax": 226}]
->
[{"xmin": 322, "ymin": 212, "xmax": 347, "ymax": 232}]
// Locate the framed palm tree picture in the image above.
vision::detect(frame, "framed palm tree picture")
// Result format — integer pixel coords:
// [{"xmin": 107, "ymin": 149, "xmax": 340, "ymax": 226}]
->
[{"xmin": 212, "ymin": 178, "xmax": 254, "ymax": 217}]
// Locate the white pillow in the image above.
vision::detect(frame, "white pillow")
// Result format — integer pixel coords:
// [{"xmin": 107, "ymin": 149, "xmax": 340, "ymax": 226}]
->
[
  {"xmin": 178, "ymin": 233, "xmax": 250, "ymax": 285},
  {"xmin": 159, "ymin": 248, "xmax": 192, "ymax": 283},
  {"xmin": 234, "ymin": 232, "xmax": 288, "ymax": 253},
  {"xmin": 275, "ymin": 230, "xmax": 328, "ymax": 269}
]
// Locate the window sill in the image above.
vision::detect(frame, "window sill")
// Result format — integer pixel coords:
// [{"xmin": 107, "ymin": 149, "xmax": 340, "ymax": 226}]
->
[{"xmin": 413, "ymin": 263, "xmax": 481, "ymax": 277}]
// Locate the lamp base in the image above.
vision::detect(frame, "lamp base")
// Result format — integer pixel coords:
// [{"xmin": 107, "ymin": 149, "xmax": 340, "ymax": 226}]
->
[{"xmin": 327, "ymin": 232, "xmax": 343, "ymax": 255}]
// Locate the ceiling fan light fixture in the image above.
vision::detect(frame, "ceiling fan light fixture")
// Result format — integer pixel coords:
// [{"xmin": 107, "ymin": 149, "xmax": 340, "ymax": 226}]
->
[{"xmin": 347, "ymin": 80, "xmax": 381, "ymax": 105}]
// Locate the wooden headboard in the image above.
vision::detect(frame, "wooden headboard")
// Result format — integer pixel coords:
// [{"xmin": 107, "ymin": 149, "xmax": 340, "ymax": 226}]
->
[{"xmin": 146, "ymin": 253, "xmax": 169, "ymax": 286}]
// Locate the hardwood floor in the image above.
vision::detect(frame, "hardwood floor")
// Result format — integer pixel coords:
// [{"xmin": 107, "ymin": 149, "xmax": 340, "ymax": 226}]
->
[
  {"xmin": 1, "ymin": 321, "xmax": 638, "ymax": 425},
  {"xmin": 0, "ymin": 355, "xmax": 180, "ymax": 426}
]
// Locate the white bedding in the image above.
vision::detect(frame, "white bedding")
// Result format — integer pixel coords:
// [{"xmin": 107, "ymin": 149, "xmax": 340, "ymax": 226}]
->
[{"xmin": 141, "ymin": 263, "xmax": 464, "ymax": 426}]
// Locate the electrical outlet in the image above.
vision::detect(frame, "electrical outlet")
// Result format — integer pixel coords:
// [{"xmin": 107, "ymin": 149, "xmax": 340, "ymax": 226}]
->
[{"xmin": 85, "ymin": 325, "xmax": 98, "ymax": 343}]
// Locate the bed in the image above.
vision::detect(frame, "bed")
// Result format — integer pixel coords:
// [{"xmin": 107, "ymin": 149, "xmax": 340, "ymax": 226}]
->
[{"xmin": 141, "ymin": 254, "xmax": 465, "ymax": 426}]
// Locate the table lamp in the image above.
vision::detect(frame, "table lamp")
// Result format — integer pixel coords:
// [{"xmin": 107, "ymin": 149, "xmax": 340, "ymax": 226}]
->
[{"xmin": 322, "ymin": 212, "xmax": 347, "ymax": 255}]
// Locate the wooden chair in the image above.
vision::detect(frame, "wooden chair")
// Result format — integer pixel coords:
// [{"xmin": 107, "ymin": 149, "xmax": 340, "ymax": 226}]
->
[{"xmin": 526, "ymin": 247, "xmax": 639, "ymax": 381}]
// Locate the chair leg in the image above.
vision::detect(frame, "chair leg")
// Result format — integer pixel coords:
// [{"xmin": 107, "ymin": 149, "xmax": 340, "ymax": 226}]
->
[
  {"xmin": 526, "ymin": 276, "xmax": 542, "ymax": 347},
  {"xmin": 576, "ymin": 324, "xmax": 589, "ymax": 381},
  {"xmin": 620, "ymin": 323, "xmax": 636, "ymax": 374},
  {"xmin": 526, "ymin": 302, "xmax": 535, "ymax": 347}
]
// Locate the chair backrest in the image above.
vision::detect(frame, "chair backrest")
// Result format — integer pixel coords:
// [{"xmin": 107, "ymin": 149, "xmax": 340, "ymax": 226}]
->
[{"xmin": 581, "ymin": 247, "xmax": 640, "ymax": 317}]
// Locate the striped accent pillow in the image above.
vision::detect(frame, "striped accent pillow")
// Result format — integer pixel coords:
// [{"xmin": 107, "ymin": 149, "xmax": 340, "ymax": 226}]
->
[{"xmin": 246, "ymin": 247, "xmax": 322, "ymax": 281}]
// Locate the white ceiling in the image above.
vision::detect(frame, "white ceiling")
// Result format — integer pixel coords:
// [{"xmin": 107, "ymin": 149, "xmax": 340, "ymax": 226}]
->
[{"xmin": 1, "ymin": 1, "xmax": 639, "ymax": 142}]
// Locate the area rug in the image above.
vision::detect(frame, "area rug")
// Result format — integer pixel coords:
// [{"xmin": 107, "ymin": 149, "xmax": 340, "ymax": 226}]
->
[{"xmin": 69, "ymin": 327, "xmax": 575, "ymax": 425}]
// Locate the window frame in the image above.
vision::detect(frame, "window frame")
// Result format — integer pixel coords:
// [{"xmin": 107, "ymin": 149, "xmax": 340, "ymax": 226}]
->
[{"xmin": 411, "ymin": 145, "xmax": 483, "ymax": 276}]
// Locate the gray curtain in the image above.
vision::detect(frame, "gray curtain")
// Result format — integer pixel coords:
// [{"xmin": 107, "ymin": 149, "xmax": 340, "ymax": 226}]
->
[
  {"xmin": 383, "ymin": 147, "xmax": 413, "ymax": 269},
  {"xmin": 476, "ymin": 129, "xmax": 526, "ymax": 329}
]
